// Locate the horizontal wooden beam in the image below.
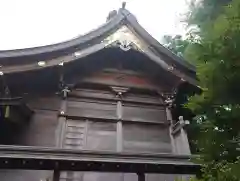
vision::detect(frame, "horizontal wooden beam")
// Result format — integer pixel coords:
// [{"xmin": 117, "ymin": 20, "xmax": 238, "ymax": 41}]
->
[
  {"xmin": 68, "ymin": 93, "xmax": 165, "ymax": 107},
  {"xmin": 0, "ymin": 145, "xmax": 200, "ymax": 174},
  {"xmin": 58, "ymin": 114, "xmax": 169, "ymax": 126}
]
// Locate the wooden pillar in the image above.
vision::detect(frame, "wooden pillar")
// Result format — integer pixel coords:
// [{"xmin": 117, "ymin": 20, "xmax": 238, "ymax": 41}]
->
[
  {"xmin": 172, "ymin": 117, "xmax": 191, "ymax": 155},
  {"xmin": 53, "ymin": 170, "xmax": 60, "ymax": 181},
  {"xmin": 180, "ymin": 126, "xmax": 191, "ymax": 155},
  {"xmin": 56, "ymin": 100, "xmax": 67, "ymax": 148},
  {"xmin": 56, "ymin": 87, "xmax": 69, "ymax": 148},
  {"xmin": 137, "ymin": 173, "xmax": 145, "ymax": 181},
  {"xmin": 178, "ymin": 116, "xmax": 191, "ymax": 155},
  {"xmin": 117, "ymin": 100, "xmax": 123, "ymax": 152},
  {"xmin": 166, "ymin": 106, "xmax": 176, "ymax": 154}
]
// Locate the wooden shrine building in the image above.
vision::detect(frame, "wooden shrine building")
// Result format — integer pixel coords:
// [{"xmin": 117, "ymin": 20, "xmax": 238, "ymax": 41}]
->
[{"xmin": 0, "ymin": 3, "xmax": 200, "ymax": 181}]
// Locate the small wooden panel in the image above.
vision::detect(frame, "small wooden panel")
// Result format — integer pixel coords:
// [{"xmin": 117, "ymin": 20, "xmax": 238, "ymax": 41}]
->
[
  {"xmin": 27, "ymin": 96, "xmax": 60, "ymax": 111},
  {"xmin": 18, "ymin": 110, "xmax": 58, "ymax": 147},
  {"xmin": 86, "ymin": 121, "xmax": 117, "ymax": 151},
  {"xmin": 145, "ymin": 174, "xmax": 178, "ymax": 181},
  {"xmin": 124, "ymin": 173, "xmax": 138, "ymax": 181},
  {"xmin": 63, "ymin": 120, "xmax": 86, "ymax": 149},
  {"xmin": 67, "ymin": 99, "xmax": 117, "ymax": 119},
  {"xmin": 123, "ymin": 93, "xmax": 164, "ymax": 105},
  {"xmin": 69, "ymin": 89, "xmax": 116, "ymax": 100},
  {"xmin": 83, "ymin": 172, "xmax": 123, "ymax": 181},
  {"xmin": 0, "ymin": 170, "xmax": 53, "ymax": 181},
  {"xmin": 62, "ymin": 120, "xmax": 117, "ymax": 152},
  {"xmin": 60, "ymin": 171, "xmax": 84, "ymax": 181},
  {"xmin": 60, "ymin": 172, "xmax": 123, "ymax": 181},
  {"xmin": 122, "ymin": 104, "xmax": 167, "ymax": 123},
  {"xmin": 123, "ymin": 123, "xmax": 171, "ymax": 153}
]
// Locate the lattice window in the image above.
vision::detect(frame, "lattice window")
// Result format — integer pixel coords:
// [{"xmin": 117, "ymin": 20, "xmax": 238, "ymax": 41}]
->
[{"xmin": 63, "ymin": 120, "xmax": 86, "ymax": 149}]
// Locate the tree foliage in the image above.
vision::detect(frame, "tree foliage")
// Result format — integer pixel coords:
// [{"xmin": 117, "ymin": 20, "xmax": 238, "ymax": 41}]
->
[
  {"xmin": 165, "ymin": 0, "xmax": 240, "ymax": 180},
  {"xmin": 162, "ymin": 35, "xmax": 190, "ymax": 57},
  {"xmin": 187, "ymin": 0, "xmax": 232, "ymax": 31}
]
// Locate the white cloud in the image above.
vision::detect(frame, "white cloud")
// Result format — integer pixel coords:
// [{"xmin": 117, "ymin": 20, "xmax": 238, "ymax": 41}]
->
[{"xmin": 0, "ymin": 0, "xmax": 189, "ymax": 50}]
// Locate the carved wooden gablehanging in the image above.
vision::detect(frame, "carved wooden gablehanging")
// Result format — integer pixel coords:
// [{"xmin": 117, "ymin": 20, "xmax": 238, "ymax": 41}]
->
[{"xmin": 104, "ymin": 26, "xmax": 145, "ymax": 52}]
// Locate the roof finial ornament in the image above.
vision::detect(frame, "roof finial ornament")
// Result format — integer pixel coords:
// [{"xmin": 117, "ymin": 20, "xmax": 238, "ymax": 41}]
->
[
  {"xmin": 106, "ymin": 10, "xmax": 117, "ymax": 21},
  {"xmin": 122, "ymin": 2, "xmax": 126, "ymax": 9}
]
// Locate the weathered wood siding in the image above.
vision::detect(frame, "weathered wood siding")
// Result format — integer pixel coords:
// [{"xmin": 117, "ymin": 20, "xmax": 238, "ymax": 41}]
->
[
  {"xmin": 67, "ymin": 98, "xmax": 117, "ymax": 119},
  {"xmin": 59, "ymin": 84, "xmax": 173, "ymax": 181},
  {"xmin": 123, "ymin": 123, "xmax": 171, "ymax": 153},
  {"xmin": 18, "ymin": 95, "xmax": 59, "ymax": 146},
  {"xmin": 27, "ymin": 95, "xmax": 60, "ymax": 111},
  {"xmin": 18, "ymin": 110, "xmax": 58, "ymax": 146},
  {"xmin": 0, "ymin": 170, "xmax": 53, "ymax": 181},
  {"xmin": 0, "ymin": 96, "xmax": 59, "ymax": 181},
  {"xmin": 0, "ymin": 69, "xmax": 184, "ymax": 181},
  {"xmin": 122, "ymin": 104, "xmax": 166, "ymax": 123}
]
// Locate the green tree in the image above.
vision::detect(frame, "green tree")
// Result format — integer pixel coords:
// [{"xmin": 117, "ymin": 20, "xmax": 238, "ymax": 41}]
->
[
  {"xmin": 163, "ymin": 0, "xmax": 240, "ymax": 180},
  {"xmin": 162, "ymin": 35, "xmax": 190, "ymax": 57},
  {"xmin": 184, "ymin": 0, "xmax": 240, "ymax": 180},
  {"xmin": 186, "ymin": 0, "xmax": 232, "ymax": 33}
]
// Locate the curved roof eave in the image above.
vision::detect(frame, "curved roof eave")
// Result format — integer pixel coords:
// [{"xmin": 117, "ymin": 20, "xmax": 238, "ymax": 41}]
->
[
  {"xmin": 0, "ymin": 12, "xmax": 125, "ymax": 58},
  {"xmin": 0, "ymin": 7, "xmax": 196, "ymax": 82}
]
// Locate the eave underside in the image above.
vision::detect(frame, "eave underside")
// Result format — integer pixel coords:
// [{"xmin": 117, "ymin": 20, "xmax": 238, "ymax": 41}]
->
[{"xmin": 2, "ymin": 48, "xmax": 190, "ymax": 97}]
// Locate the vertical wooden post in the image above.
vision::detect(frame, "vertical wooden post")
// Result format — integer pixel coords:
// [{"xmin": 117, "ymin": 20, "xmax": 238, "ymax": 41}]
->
[
  {"xmin": 56, "ymin": 100, "xmax": 67, "ymax": 148},
  {"xmin": 53, "ymin": 170, "xmax": 60, "ymax": 181},
  {"xmin": 117, "ymin": 121, "xmax": 123, "ymax": 152},
  {"xmin": 56, "ymin": 87, "xmax": 69, "ymax": 148},
  {"xmin": 166, "ymin": 106, "xmax": 176, "ymax": 153},
  {"xmin": 137, "ymin": 173, "xmax": 145, "ymax": 181},
  {"xmin": 180, "ymin": 127, "xmax": 191, "ymax": 155},
  {"xmin": 117, "ymin": 100, "xmax": 123, "ymax": 152}
]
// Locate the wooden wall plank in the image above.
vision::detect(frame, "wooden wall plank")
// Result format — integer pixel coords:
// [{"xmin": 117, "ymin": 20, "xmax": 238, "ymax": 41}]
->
[
  {"xmin": 69, "ymin": 89, "xmax": 115, "ymax": 100},
  {"xmin": 18, "ymin": 110, "xmax": 58, "ymax": 147},
  {"xmin": 27, "ymin": 95, "xmax": 60, "ymax": 111},
  {"xmin": 0, "ymin": 170, "xmax": 53, "ymax": 181},
  {"xmin": 86, "ymin": 121, "xmax": 117, "ymax": 151},
  {"xmin": 123, "ymin": 93, "xmax": 164, "ymax": 105},
  {"xmin": 122, "ymin": 104, "xmax": 167, "ymax": 123},
  {"xmin": 67, "ymin": 100, "xmax": 117, "ymax": 119},
  {"xmin": 81, "ymin": 72, "xmax": 160, "ymax": 90},
  {"xmin": 123, "ymin": 123, "xmax": 172, "ymax": 153}
]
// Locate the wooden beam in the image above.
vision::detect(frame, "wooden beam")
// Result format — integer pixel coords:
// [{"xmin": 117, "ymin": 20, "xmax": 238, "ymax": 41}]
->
[
  {"xmin": 0, "ymin": 145, "xmax": 200, "ymax": 174},
  {"xmin": 60, "ymin": 114, "xmax": 169, "ymax": 126}
]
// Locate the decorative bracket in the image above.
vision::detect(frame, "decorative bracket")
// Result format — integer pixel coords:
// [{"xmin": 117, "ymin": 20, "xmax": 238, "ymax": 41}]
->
[
  {"xmin": 61, "ymin": 87, "xmax": 70, "ymax": 99},
  {"xmin": 111, "ymin": 86, "xmax": 129, "ymax": 98},
  {"xmin": 112, "ymin": 40, "xmax": 139, "ymax": 51},
  {"xmin": 159, "ymin": 92, "xmax": 176, "ymax": 108}
]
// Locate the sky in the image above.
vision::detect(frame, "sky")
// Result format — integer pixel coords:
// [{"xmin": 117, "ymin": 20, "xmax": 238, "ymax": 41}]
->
[{"xmin": 0, "ymin": 0, "xmax": 190, "ymax": 50}]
